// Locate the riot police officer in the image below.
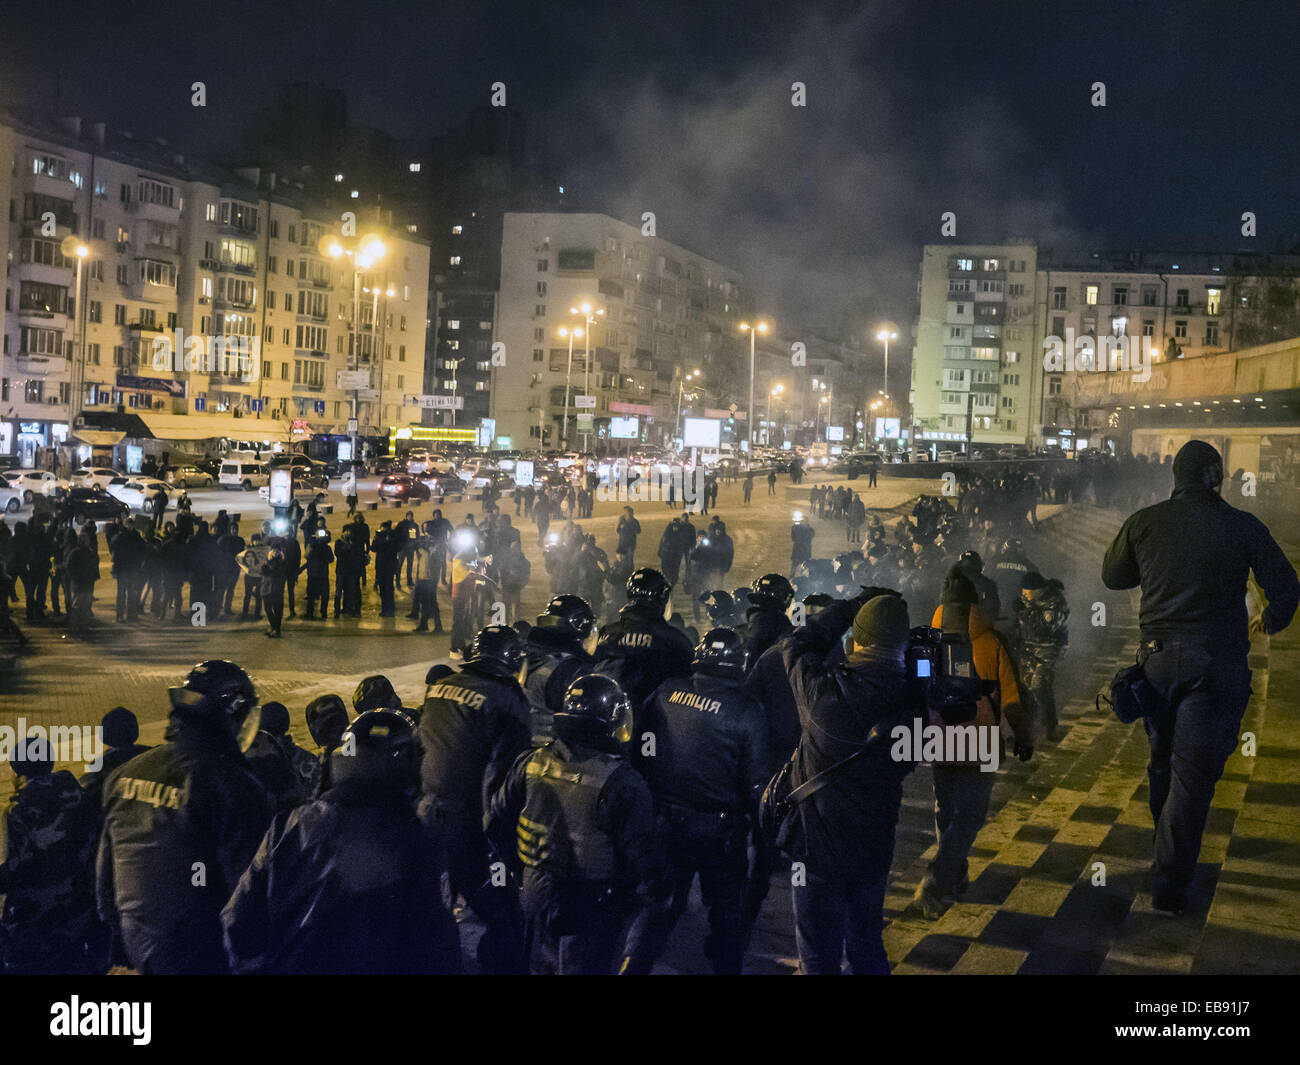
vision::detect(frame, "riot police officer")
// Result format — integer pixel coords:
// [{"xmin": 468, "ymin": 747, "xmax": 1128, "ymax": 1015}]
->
[
  {"xmin": 486, "ymin": 675, "xmax": 663, "ymax": 974},
  {"xmin": 638, "ymin": 628, "xmax": 768, "ymax": 974},
  {"xmin": 222, "ymin": 710, "xmax": 461, "ymax": 974},
  {"xmin": 739, "ymin": 573, "xmax": 795, "ymax": 665},
  {"xmin": 990, "ymin": 538, "xmax": 1035, "ymax": 622},
  {"xmin": 593, "ymin": 568, "xmax": 694, "ymax": 713},
  {"xmin": 524, "ymin": 594, "xmax": 598, "ymax": 742},
  {"xmin": 1013, "ymin": 572, "xmax": 1070, "ymax": 740},
  {"xmin": 97, "ymin": 660, "xmax": 271, "ymax": 975},
  {"xmin": 418, "ymin": 625, "xmax": 532, "ymax": 973}
]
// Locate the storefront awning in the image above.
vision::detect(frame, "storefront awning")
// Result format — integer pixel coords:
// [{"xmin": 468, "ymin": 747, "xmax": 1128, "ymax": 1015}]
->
[
  {"xmin": 138, "ymin": 412, "xmax": 294, "ymax": 444},
  {"xmin": 71, "ymin": 429, "xmax": 126, "ymax": 447}
]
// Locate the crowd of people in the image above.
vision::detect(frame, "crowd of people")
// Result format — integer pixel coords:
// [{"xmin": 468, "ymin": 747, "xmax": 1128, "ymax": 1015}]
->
[{"xmin": 2, "ymin": 442, "xmax": 1292, "ymax": 975}]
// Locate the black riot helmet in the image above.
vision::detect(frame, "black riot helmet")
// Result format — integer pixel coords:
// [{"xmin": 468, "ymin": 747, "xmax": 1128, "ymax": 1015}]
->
[
  {"xmin": 626, "ymin": 567, "xmax": 672, "ymax": 609},
  {"xmin": 1000, "ymin": 538, "xmax": 1025, "ymax": 557},
  {"xmin": 353, "ymin": 674, "xmax": 402, "ymax": 713},
  {"xmin": 692, "ymin": 628, "xmax": 748, "ymax": 679},
  {"xmin": 168, "ymin": 659, "xmax": 260, "ymax": 749},
  {"xmin": 536, "ymin": 594, "xmax": 596, "ymax": 640},
  {"xmin": 553, "ymin": 674, "xmax": 634, "ymax": 749},
  {"xmin": 958, "ymin": 550, "xmax": 984, "ymax": 575},
  {"xmin": 749, "ymin": 573, "xmax": 794, "ymax": 611},
  {"xmin": 464, "ymin": 624, "xmax": 528, "ymax": 679},
  {"xmin": 329, "ymin": 710, "xmax": 419, "ymax": 791}
]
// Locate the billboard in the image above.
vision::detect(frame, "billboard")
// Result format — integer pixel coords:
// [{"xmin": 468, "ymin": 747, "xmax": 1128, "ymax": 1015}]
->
[
  {"xmin": 610, "ymin": 416, "xmax": 640, "ymax": 439},
  {"xmin": 875, "ymin": 417, "xmax": 901, "ymax": 439},
  {"xmin": 514, "ymin": 460, "xmax": 535, "ymax": 487},
  {"xmin": 826, "ymin": 425, "xmax": 844, "ymax": 442},
  {"xmin": 683, "ymin": 417, "xmax": 721, "ymax": 448}
]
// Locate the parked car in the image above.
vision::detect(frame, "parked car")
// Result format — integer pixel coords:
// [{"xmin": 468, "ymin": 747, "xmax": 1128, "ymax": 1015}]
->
[
  {"xmin": 936, "ymin": 450, "xmax": 958, "ymax": 463},
  {"xmin": 258, "ymin": 482, "xmax": 330, "ymax": 505},
  {"xmin": 419, "ymin": 473, "xmax": 467, "ymax": 500},
  {"xmin": 69, "ymin": 466, "xmax": 120, "ymax": 490},
  {"xmin": 376, "ymin": 474, "xmax": 432, "ymax": 502},
  {"xmin": 106, "ymin": 477, "xmax": 173, "ymax": 510},
  {"xmin": 268, "ymin": 454, "xmax": 331, "ymax": 488},
  {"xmin": 7, "ymin": 470, "xmax": 65, "ymax": 503},
  {"xmin": 63, "ymin": 486, "xmax": 129, "ymax": 520},
  {"xmin": 0, "ymin": 483, "xmax": 23, "ymax": 513},
  {"xmin": 164, "ymin": 464, "xmax": 215, "ymax": 488},
  {"xmin": 218, "ymin": 460, "xmax": 271, "ymax": 491}
]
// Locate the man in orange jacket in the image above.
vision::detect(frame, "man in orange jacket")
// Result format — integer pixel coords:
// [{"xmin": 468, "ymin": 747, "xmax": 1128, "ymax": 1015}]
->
[{"xmin": 913, "ymin": 568, "xmax": 1034, "ymax": 919}]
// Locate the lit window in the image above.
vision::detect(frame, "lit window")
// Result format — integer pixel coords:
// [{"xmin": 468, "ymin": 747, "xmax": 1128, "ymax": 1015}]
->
[
  {"xmin": 408, "ymin": 162, "xmax": 421, "ymax": 172},
  {"xmin": 350, "ymin": 190, "xmax": 359, "ymax": 199},
  {"xmin": 1085, "ymin": 285, "xmax": 1098, "ymax": 306},
  {"xmin": 448, "ymin": 320, "xmax": 460, "ymax": 329},
  {"xmin": 1206, "ymin": 288, "xmax": 1220, "ymax": 315},
  {"xmin": 450, "ymin": 256, "xmax": 461, "ymax": 266},
  {"xmin": 451, "ymin": 225, "xmax": 462, "ymax": 235},
  {"xmin": 335, "ymin": 174, "xmax": 344, "ymax": 182}
]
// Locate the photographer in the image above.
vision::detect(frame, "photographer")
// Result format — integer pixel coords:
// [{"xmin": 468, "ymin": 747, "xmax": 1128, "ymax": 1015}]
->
[
  {"xmin": 778, "ymin": 587, "xmax": 915, "ymax": 974},
  {"xmin": 914, "ymin": 568, "xmax": 1031, "ymax": 919},
  {"xmin": 1102, "ymin": 440, "xmax": 1299, "ymax": 915}
]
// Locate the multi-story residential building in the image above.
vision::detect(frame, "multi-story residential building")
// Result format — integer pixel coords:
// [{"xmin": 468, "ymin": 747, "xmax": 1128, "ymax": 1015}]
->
[
  {"xmin": 1, "ymin": 111, "xmax": 428, "ymax": 468},
  {"xmin": 912, "ymin": 243, "xmax": 1272, "ymax": 451},
  {"xmin": 912, "ymin": 243, "xmax": 1039, "ymax": 450},
  {"xmin": 493, "ymin": 212, "xmax": 746, "ymax": 450}
]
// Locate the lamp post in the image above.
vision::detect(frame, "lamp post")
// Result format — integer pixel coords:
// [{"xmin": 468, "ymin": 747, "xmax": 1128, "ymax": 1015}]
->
[
  {"xmin": 767, "ymin": 384, "xmax": 784, "ymax": 446},
  {"xmin": 569, "ymin": 302, "xmax": 604, "ymax": 453},
  {"xmin": 62, "ymin": 238, "xmax": 89, "ymax": 427},
  {"xmin": 876, "ymin": 326, "xmax": 898, "ymax": 411},
  {"xmin": 739, "ymin": 319, "xmax": 770, "ymax": 466},
  {"xmin": 323, "ymin": 233, "xmax": 386, "ymax": 475},
  {"xmin": 557, "ymin": 325, "xmax": 582, "ymax": 449},
  {"xmin": 675, "ymin": 367, "xmax": 701, "ymax": 445}
]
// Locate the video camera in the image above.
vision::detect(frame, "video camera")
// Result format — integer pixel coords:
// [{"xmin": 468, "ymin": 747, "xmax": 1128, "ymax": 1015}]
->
[{"xmin": 904, "ymin": 625, "xmax": 996, "ymax": 724}]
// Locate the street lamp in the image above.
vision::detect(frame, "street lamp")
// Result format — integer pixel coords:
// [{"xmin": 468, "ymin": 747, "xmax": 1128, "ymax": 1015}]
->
[
  {"xmin": 739, "ymin": 319, "xmax": 770, "ymax": 464},
  {"xmin": 570, "ymin": 302, "xmax": 604, "ymax": 452},
  {"xmin": 876, "ymin": 327, "xmax": 898, "ymax": 409},
  {"xmin": 322, "ymin": 233, "xmax": 386, "ymax": 474},
  {"xmin": 557, "ymin": 325, "xmax": 583, "ymax": 448},
  {"xmin": 767, "ymin": 383, "xmax": 784, "ymax": 446},
  {"xmin": 62, "ymin": 237, "xmax": 89, "ymax": 425},
  {"xmin": 675, "ymin": 368, "xmax": 701, "ymax": 445}
]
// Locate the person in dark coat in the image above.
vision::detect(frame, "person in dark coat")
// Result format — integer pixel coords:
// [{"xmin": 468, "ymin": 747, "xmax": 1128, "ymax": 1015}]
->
[
  {"xmin": 1, "ymin": 737, "xmax": 101, "ymax": 974},
  {"xmin": 778, "ymin": 590, "xmax": 915, "ymax": 974},
  {"xmin": 222, "ymin": 710, "xmax": 461, "ymax": 974},
  {"xmin": 80, "ymin": 707, "xmax": 151, "ymax": 809},
  {"xmin": 96, "ymin": 661, "xmax": 271, "ymax": 975},
  {"xmin": 1102, "ymin": 440, "xmax": 1300, "ymax": 914}
]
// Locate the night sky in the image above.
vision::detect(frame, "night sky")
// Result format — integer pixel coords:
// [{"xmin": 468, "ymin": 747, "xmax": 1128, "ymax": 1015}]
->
[{"xmin": 3, "ymin": 0, "xmax": 1299, "ymax": 341}]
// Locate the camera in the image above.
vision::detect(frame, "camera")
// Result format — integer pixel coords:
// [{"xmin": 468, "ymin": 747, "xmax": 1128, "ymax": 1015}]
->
[{"xmin": 905, "ymin": 626, "xmax": 995, "ymax": 724}]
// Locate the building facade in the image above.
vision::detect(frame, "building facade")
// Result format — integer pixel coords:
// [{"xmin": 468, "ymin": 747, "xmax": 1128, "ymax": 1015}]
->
[
  {"xmin": 492, "ymin": 213, "xmax": 746, "ymax": 450},
  {"xmin": 1, "ymin": 111, "xmax": 429, "ymax": 467}
]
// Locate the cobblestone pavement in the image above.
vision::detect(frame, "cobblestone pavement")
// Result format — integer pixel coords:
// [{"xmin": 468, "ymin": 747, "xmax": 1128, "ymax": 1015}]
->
[{"xmin": 3, "ymin": 475, "xmax": 1296, "ymax": 975}]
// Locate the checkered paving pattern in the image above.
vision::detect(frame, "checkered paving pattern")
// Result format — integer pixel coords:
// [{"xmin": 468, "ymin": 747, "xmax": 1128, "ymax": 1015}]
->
[{"xmin": 876, "ymin": 507, "xmax": 1300, "ymax": 976}]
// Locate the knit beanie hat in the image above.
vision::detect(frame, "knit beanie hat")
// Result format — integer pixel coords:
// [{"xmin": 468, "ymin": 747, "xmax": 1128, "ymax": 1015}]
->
[{"xmin": 852, "ymin": 594, "xmax": 911, "ymax": 650}]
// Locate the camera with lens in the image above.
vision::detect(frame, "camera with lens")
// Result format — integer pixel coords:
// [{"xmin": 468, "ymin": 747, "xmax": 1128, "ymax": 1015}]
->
[{"xmin": 905, "ymin": 626, "xmax": 995, "ymax": 724}]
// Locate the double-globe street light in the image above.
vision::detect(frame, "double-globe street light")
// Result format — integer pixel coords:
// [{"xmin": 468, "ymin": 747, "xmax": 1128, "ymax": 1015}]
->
[
  {"xmin": 556, "ymin": 324, "xmax": 584, "ymax": 448},
  {"xmin": 675, "ymin": 367, "xmax": 701, "ymax": 444}
]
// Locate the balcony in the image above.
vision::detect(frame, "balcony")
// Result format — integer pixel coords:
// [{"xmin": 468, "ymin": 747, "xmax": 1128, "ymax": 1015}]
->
[
  {"xmin": 292, "ymin": 381, "xmax": 326, "ymax": 393},
  {"xmin": 28, "ymin": 171, "xmax": 78, "ymax": 201},
  {"xmin": 16, "ymin": 354, "xmax": 62, "ymax": 375},
  {"xmin": 17, "ymin": 260, "xmax": 75, "ymax": 289}
]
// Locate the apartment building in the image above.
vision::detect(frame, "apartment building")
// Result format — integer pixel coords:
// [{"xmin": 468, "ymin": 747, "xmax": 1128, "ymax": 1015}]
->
[
  {"xmin": 492, "ymin": 213, "xmax": 746, "ymax": 449},
  {"xmin": 912, "ymin": 243, "xmax": 1039, "ymax": 449},
  {"xmin": 0, "ymin": 111, "xmax": 428, "ymax": 467},
  {"xmin": 913, "ymin": 243, "xmax": 1249, "ymax": 451}
]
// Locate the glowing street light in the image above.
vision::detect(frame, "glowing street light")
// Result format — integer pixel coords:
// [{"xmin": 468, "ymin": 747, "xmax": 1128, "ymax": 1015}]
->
[
  {"xmin": 557, "ymin": 326, "xmax": 584, "ymax": 447},
  {"xmin": 739, "ymin": 319, "xmax": 771, "ymax": 463}
]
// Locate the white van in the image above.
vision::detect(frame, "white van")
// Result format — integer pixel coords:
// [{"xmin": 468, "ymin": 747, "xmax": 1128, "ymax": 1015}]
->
[{"xmin": 219, "ymin": 459, "xmax": 270, "ymax": 491}]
